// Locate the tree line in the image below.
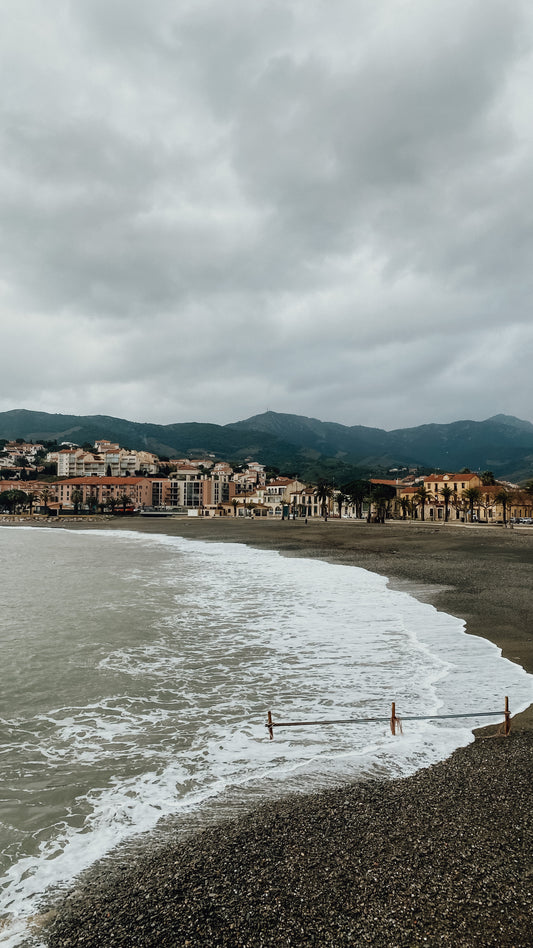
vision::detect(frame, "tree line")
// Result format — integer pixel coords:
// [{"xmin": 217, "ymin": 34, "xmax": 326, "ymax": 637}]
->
[{"xmin": 0, "ymin": 488, "xmax": 133, "ymax": 516}]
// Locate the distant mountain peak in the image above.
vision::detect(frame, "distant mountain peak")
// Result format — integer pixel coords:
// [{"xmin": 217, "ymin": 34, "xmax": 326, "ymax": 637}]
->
[
  {"xmin": 1, "ymin": 407, "xmax": 533, "ymax": 482},
  {"xmin": 485, "ymin": 414, "xmax": 533, "ymax": 431}
]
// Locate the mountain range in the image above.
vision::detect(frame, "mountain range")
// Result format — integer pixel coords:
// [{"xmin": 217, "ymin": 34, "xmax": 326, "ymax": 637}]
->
[{"xmin": 1, "ymin": 409, "xmax": 533, "ymax": 484}]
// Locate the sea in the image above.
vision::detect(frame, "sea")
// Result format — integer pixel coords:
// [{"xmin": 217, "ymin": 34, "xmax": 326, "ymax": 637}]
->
[{"xmin": 1, "ymin": 524, "xmax": 532, "ymax": 947}]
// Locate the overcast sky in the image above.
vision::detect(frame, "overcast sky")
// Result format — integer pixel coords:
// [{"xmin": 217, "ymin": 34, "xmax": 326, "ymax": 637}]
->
[{"xmin": 1, "ymin": 0, "xmax": 532, "ymax": 430}]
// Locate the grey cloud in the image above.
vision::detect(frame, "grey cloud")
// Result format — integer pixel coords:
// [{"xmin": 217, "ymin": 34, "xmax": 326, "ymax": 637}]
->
[{"xmin": 1, "ymin": 0, "xmax": 533, "ymax": 430}]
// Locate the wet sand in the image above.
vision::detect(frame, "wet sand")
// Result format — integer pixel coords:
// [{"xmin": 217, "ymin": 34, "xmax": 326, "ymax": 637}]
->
[{"xmin": 26, "ymin": 517, "xmax": 533, "ymax": 945}]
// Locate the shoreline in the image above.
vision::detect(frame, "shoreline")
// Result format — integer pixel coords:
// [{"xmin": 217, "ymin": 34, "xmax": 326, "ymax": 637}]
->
[
  {"xmin": 7, "ymin": 518, "xmax": 533, "ymax": 945},
  {"xmin": 18, "ymin": 516, "xmax": 533, "ymax": 728}
]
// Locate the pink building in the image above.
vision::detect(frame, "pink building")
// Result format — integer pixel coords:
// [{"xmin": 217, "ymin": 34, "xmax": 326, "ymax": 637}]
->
[{"xmin": 54, "ymin": 477, "xmax": 153, "ymax": 510}]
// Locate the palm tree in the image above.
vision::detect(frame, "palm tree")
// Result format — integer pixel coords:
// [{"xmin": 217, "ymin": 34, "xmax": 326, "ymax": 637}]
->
[
  {"xmin": 481, "ymin": 471, "xmax": 496, "ymax": 485},
  {"xmin": 336, "ymin": 490, "xmax": 348, "ymax": 518},
  {"xmin": 463, "ymin": 486, "xmax": 482, "ymax": 522},
  {"xmin": 451, "ymin": 492, "xmax": 467, "ymax": 522},
  {"xmin": 316, "ymin": 481, "xmax": 332, "ymax": 520},
  {"xmin": 414, "ymin": 485, "xmax": 430, "ymax": 521},
  {"xmin": 25, "ymin": 491, "xmax": 37, "ymax": 515},
  {"xmin": 399, "ymin": 496, "xmax": 411, "ymax": 520},
  {"xmin": 369, "ymin": 485, "xmax": 395, "ymax": 523},
  {"xmin": 39, "ymin": 487, "xmax": 52, "ymax": 515},
  {"xmin": 365, "ymin": 483, "xmax": 375, "ymax": 522},
  {"xmin": 440, "ymin": 484, "xmax": 453, "ymax": 522},
  {"xmin": 71, "ymin": 487, "xmax": 84, "ymax": 513},
  {"xmin": 118, "ymin": 492, "xmax": 132, "ymax": 513},
  {"xmin": 345, "ymin": 480, "xmax": 368, "ymax": 520},
  {"xmin": 86, "ymin": 491, "xmax": 99, "ymax": 513},
  {"xmin": 495, "ymin": 487, "xmax": 512, "ymax": 526}
]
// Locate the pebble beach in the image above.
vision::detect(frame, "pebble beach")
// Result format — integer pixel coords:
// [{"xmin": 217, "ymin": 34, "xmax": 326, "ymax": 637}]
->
[
  {"xmin": 30, "ymin": 518, "xmax": 533, "ymax": 945},
  {"xmin": 45, "ymin": 733, "xmax": 533, "ymax": 947}
]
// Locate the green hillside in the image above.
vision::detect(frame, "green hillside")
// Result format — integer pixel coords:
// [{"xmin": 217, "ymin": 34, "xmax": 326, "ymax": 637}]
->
[{"xmin": 2, "ymin": 409, "xmax": 533, "ymax": 482}]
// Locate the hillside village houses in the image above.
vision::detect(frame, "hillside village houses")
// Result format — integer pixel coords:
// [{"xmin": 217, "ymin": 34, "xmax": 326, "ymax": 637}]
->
[
  {"xmin": 0, "ymin": 441, "xmax": 45, "ymax": 469},
  {"xmin": 1, "ymin": 438, "xmax": 533, "ymax": 523}
]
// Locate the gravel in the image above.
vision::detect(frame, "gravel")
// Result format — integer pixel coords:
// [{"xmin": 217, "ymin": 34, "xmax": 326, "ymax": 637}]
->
[{"xmin": 44, "ymin": 731, "xmax": 533, "ymax": 947}]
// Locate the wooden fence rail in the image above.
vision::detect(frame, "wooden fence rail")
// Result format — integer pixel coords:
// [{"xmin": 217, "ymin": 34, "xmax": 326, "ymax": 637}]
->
[{"xmin": 266, "ymin": 697, "xmax": 511, "ymax": 739}]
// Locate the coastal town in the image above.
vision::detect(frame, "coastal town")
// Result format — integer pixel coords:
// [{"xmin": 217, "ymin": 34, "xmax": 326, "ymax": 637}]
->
[{"xmin": 1, "ymin": 437, "xmax": 532, "ymax": 524}]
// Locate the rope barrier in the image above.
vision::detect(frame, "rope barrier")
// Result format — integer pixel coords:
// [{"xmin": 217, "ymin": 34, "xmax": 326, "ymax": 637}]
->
[
  {"xmin": 389, "ymin": 711, "xmax": 504, "ymax": 721},
  {"xmin": 266, "ymin": 697, "xmax": 512, "ymax": 739}
]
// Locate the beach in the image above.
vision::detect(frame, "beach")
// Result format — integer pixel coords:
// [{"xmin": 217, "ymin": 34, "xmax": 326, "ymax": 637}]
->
[
  {"xmin": 31, "ymin": 518, "xmax": 533, "ymax": 945},
  {"xmin": 43, "ymin": 517, "xmax": 533, "ymax": 718}
]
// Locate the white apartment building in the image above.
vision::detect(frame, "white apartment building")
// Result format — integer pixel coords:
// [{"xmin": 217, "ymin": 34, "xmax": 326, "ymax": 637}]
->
[
  {"xmin": 168, "ymin": 466, "xmax": 204, "ymax": 508},
  {"xmin": 52, "ymin": 446, "xmax": 159, "ymax": 477}
]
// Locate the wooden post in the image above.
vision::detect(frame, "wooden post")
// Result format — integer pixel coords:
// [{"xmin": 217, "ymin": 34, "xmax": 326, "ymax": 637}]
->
[
  {"xmin": 267, "ymin": 710, "xmax": 274, "ymax": 740},
  {"xmin": 390, "ymin": 702, "xmax": 396, "ymax": 736},
  {"xmin": 504, "ymin": 696, "xmax": 511, "ymax": 736}
]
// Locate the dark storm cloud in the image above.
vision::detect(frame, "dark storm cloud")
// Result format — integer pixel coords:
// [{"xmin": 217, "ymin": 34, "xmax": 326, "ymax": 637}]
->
[{"xmin": 1, "ymin": 0, "xmax": 532, "ymax": 428}]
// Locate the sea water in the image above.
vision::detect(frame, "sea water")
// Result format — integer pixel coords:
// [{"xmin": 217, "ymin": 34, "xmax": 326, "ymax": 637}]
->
[{"xmin": 1, "ymin": 525, "xmax": 532, "ymax": 947}]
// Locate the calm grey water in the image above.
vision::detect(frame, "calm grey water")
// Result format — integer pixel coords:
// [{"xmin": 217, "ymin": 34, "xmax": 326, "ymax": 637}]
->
[{"xmin": 1, "ymin": 524, "xmax": 532, "ymax": 947}]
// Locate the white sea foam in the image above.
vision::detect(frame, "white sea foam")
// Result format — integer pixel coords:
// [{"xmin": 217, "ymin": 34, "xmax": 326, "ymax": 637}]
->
[{"xmin": 1, "ymin": 526, "xmax": 532, "ymax": 947}]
